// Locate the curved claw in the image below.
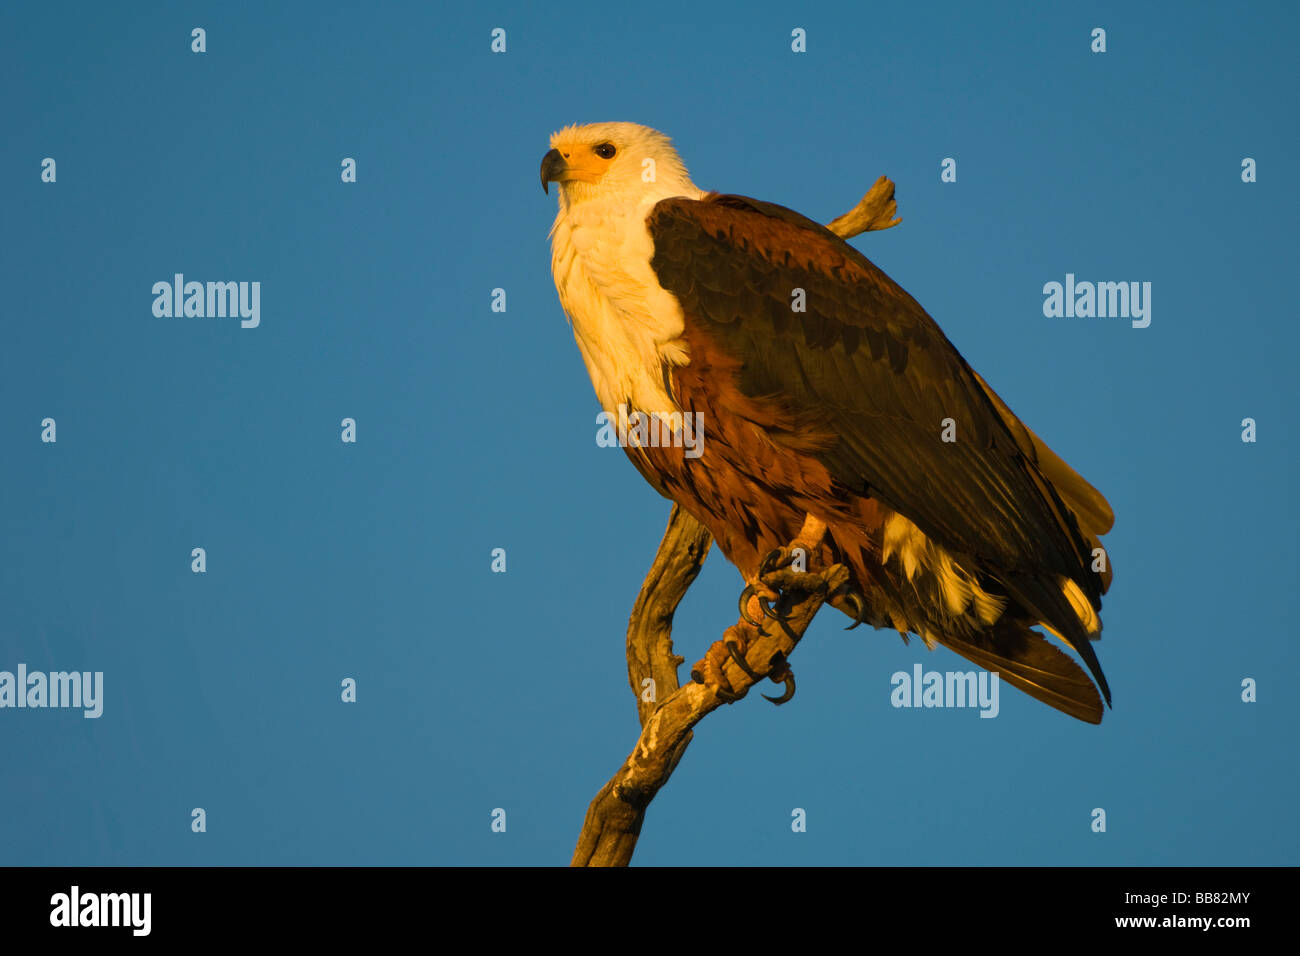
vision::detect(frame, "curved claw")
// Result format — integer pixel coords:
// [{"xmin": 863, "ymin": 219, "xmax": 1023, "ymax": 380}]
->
[
  {"xmin": 759, "ymin": 548, "xmax": 788, "ymax": 577},
  {"xmin": 726, "ymin": 641, "xmax": 762, "ymax": 681},
  {"xmin": 762, "ymin": 673, "xmax": 796, "ymax": 706},
  {"xmin": 760, "ymin": 593, "xmax": 789, "ymax": 621},
  {"xmin": 839, "ymin": 587, "xmax": 870, "ymax": 630},
  {"xmin": 741, "ymin": 583, "xmax": 785, "ymax": 623},
  {"xmin": 692, "ymin": 667, "xmax": 742, "ymax": 702}
]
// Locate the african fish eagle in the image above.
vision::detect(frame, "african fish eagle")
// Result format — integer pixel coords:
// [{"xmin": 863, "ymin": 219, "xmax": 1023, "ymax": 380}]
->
[{"xmin": 541, "ymin": 122, "xmax": 1115, "ymax": 723}]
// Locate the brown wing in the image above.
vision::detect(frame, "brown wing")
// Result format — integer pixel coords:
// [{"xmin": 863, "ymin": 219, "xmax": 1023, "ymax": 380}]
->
[{"xmin": 647, "ymin": 193, "xmax": 1113, "ymax": 702}]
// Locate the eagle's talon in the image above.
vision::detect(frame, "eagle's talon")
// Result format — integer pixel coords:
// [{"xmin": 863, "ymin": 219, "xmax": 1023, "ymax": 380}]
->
[
  {"xmin": 752, "ymin": 559, "xmax": 820, "ymax": 624},
  {"xmin": 741, "ymin": 582, "xmax": 783, "ymax": 625},
  {"xmin": 760, "ymin": 593, "xmax": 787, "ymax": 620},
  {"xmin": 762, "ymin": 673, "xmax": 796, "ymax": 705},
  {"xmin": 726, "ymin": 641, "xmax": 763, "ymax": 681},
  {"xmin": 759, "ymin": 547, "xmax": 793, "ymax": 576},
  {"xmin": 694, "ymin": 637, "xmax": 747, "ymax": 702},
  {"xmin": 761, "ymin": 654, "xmax": 796, "ymax": 705},
  {"xmin": 837, "ymin": 585, "xmax": 870, "ymax": 630}
]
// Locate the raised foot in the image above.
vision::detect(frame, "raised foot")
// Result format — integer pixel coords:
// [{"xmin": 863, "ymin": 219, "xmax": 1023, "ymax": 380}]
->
[{"xmin": 738, "ymin": 547, "xmax": 836, "ymax": 626}]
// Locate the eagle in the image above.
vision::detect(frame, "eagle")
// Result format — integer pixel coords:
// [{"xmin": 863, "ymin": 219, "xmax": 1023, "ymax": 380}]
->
[{"xmin": 542, "ymin": 122, "xmax": 1115, "ymax": 723}]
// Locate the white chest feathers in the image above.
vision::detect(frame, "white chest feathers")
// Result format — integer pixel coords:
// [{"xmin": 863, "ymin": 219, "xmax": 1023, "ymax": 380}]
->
[{"xmin": 550, "ymin": 194, "xmax": 697, "ymax": 417}]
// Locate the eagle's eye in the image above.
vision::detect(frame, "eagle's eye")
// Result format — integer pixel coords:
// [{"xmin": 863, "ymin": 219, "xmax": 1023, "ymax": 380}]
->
[{"xmin": 593, "ymin": 143, "xmax": 617, "ymax": 159}]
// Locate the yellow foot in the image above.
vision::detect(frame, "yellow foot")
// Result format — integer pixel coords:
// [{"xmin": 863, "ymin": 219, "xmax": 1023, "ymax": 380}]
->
[
  {"xmin": 690, "ymin": 625, "xmax": 754, "ymax": 702},
  {"xmin": 690, "ymin": 625, "xmax": 798, "ymax": 706}
]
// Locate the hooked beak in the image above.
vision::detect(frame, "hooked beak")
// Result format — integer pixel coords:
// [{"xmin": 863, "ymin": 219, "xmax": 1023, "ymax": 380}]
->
[{"xmin": 540, "ymin": 148, "xmax": 566, "ymax": 194}]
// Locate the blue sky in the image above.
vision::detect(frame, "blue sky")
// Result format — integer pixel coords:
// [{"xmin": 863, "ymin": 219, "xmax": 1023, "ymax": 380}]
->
[{"xmin": 1, "ymin": 0, "xmax": 1296, "ymax": 865}]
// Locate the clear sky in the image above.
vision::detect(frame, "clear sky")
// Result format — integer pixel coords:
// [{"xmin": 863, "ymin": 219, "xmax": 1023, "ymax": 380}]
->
[{"xmin": 1, "ymin": 0, "xmax": 1296, "ymax": 866}]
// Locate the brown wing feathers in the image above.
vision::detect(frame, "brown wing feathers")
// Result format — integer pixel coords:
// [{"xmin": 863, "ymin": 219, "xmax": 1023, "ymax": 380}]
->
[{"xmin": 647, "ymin": 193, "xmax": 1114, "ymax": 719}]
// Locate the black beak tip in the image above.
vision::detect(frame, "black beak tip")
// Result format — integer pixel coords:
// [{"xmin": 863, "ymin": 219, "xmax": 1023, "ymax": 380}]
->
[{"xmin": 541, "ymin": 148, "xmax": 564, "ymax": 195}]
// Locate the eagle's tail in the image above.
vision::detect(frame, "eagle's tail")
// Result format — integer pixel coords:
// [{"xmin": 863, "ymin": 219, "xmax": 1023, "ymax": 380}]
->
[
  {"xmin": 933, "ymin": 618, "xmax": 1106, "ymax": 724},
  {"xmin": 825, "ymin": 523, "xmax": 1111, "ymax": 724}
]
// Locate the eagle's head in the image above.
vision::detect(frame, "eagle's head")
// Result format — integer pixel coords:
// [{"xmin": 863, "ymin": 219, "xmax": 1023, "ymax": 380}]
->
[{"xmin": 541, "ymin": 121, "xmax": 698, "ymax": 208}]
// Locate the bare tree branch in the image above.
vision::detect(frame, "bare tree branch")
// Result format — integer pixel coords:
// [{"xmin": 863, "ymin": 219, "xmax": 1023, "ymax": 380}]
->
[
  {"xmin": 826, "ymin": 175, "xmax": 901, "ymax": 237},
  {"xmin": 570, "ymin": 179, "xmax": 899, "ymax": 867},
  {"xmin": 571, "ymin": 558, "xmax": 849, "ymax": 866},
  {"xmin": 625, "ymin": 503, "xmax": 712, "ymax": 728}
]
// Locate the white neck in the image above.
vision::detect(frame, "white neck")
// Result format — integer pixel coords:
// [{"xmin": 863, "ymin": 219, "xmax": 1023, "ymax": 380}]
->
[{"xmin": 550, "ymin": 180, "xmax": 706, "ymax": 417}]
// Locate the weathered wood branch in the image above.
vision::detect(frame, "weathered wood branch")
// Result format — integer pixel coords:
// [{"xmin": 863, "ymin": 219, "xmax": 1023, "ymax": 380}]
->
[
  {"xmin": 570, "ymin": 504, "xmax": 709, "ymax": 867},
  {"xmin": 571, "ymin": 554, "xmax": 849, "ymax": 866},
  {"xmin": 826, "ymin": 175, "xmax": 901, "ymax": 238},
  {"xmin": 625, "ymin": 503, "xmax": 713, "ymax": 728},
  {"xmin": 569, "ymin": 179, "xmax": 899, "ymax": 867}
]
